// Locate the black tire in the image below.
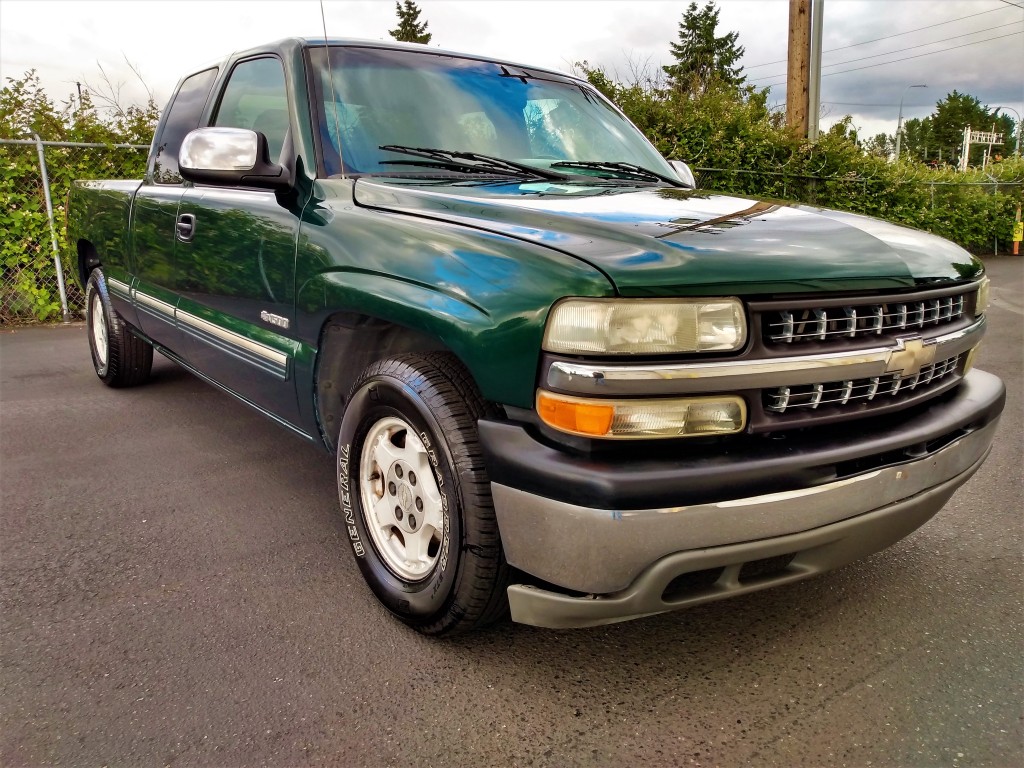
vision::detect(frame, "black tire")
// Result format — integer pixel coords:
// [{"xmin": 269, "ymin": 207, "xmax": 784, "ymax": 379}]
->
[
  {"xmin": 85, "ymin": 268, "xmax": 153, "ymax": 388},
  {"xmin": 336, "ymin": 352, "xmax": 510, "ymax": 635}
]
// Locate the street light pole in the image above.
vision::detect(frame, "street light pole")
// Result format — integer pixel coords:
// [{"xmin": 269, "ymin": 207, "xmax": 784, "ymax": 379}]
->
[
  {"xmin": 894, "ymin": 84, "xmax": 927, "ymax": 161},
  {"xmin": 991, "ymin": 106, "xmax": 1022, "ymax": 156}
]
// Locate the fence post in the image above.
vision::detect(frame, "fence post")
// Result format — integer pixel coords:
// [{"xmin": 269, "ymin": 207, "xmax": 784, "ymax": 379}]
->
[{"xmin": 33, "ymin": 133, "xmax": 71, "ymax": 323}]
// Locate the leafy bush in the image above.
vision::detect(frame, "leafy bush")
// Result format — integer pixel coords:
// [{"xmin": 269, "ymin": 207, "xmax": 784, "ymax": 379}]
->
[
  {"xmin": 2, "ymin": 63, "xmax": 1021, "ymax": 323},
  {"xmin": 581, "ymin": 64, "xmax": 1024, "ymax": 255},
  {"xmin": 0, "ymin": 71, "xmax": 156, "ymax": 322}
]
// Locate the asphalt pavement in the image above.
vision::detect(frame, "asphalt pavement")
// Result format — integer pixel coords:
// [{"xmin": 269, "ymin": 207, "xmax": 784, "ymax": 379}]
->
[{"xmin": 2, "ymin": 257, "xmax": 1021, "ymax": 767}]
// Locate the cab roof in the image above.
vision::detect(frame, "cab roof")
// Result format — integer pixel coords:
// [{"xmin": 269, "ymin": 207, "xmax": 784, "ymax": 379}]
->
[{"xmin": 222, "ymin": 36, "xmax": 582, "ymax": 85}]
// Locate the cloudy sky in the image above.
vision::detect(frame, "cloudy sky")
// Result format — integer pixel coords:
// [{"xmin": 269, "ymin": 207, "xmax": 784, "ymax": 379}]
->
[{"xmin": 1, "ymin": 0, "xmax": 1022, "ymax": 142}]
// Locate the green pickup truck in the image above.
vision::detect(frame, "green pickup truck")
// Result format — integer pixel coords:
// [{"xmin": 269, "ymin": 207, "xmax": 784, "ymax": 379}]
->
[{"xmin": 68, "ymin": 38, "xmax": 1005, "ymax": 635}]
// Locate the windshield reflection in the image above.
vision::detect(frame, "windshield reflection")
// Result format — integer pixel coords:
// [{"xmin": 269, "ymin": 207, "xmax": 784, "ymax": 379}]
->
[{"xmin": 308, "ymin": 46, "xmax": 674, "ymax": 180}]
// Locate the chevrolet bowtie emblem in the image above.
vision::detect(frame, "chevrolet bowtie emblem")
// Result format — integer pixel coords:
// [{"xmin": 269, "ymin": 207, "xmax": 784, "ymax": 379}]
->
[{"xmin": 885, "ymin": 337, "xmax": 937, "ymax": 378}]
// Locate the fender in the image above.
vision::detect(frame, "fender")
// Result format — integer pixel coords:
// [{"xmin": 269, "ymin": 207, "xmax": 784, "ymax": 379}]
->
[
  {"xmin": 298, "ymin": 268, "xmax": 539, "ymax": 408},
  {"xmin": 294, "ymin": 196, "xmax": 615, "ymax": 408}
]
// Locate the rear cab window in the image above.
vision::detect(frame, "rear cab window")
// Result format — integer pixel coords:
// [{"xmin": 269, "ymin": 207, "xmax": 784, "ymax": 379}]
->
[{"xmin": 150, "ymin": 68, "xmax": 219, "ymax": 185}]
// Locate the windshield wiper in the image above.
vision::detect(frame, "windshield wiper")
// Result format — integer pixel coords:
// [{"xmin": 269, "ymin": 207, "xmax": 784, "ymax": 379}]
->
[
  {"xmin": 550, "ymin": 160, "xmax": 689, "ymax": 187},
  {"xmin": 379, "ymin": 145, "xmax": 570, "ymax": 181}
]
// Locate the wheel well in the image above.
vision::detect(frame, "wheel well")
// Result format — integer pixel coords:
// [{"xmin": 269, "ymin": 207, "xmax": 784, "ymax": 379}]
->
[
  {"xmin": 315, "ymin": 313, "xmax": 453, "ymax": 450},
  {"xmin": 77, "ymin": 240, "xmax": 100, "ymax": 287}
]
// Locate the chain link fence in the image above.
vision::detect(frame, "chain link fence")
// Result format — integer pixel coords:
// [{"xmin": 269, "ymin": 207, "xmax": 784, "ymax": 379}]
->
[
  {"xmin": 691, "ymin": 166, "xmax": 1023, "ymax": 203},
  {"xmin": 1, "ymin": 142, "xmax": 1020, "ymax": 325},
  {"xmin": 0, "ymin": 138, "xmax": 149, "ymax": 325}
]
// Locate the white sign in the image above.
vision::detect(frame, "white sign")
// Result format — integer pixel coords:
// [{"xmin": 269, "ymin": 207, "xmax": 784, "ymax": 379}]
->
[{"xmin": 969, "ymin": 130, "xmax": 1004, "ymax": 145}]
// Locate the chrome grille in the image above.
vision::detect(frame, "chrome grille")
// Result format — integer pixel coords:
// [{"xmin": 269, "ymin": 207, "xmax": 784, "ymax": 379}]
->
[
  {"xmin": 764, "ymin": 354, "xmax": 962, "ymax": 414},
  {"xmin": 764, "ymin": 294, "xmax": 966, "ymax": 344}
]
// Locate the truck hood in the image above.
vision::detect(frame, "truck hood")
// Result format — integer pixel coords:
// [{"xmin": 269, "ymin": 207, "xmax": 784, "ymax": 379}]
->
[{"xmin": 352, "ymin": 179, "xmax": 982, "ymax": 296}]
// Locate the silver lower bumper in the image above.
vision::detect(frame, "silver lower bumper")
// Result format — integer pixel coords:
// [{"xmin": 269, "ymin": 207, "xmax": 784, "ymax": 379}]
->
[{"xmin": 493, "ymin": 419, "xmax": 999, "ymax": 629}]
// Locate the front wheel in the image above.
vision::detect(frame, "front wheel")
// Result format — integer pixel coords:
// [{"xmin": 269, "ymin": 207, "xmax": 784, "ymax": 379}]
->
[
  {"xmin": 85, "ymin": 268, "xmax": 153, "ymax": 387},
  {"xmin": 336, "ymin": 353, "xmax": 509, "ymax": 635}
]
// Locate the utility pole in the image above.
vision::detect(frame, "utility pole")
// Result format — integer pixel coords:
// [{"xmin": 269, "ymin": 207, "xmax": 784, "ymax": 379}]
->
[
  {"xmin": 786, "ymin": 0, "xmax": 811, "ymax": 136},
  {"xmin": 808, "ymin": 0, "xmax": 824, "ymax": 140},
  {"xmin": 894, "ymin": 84, "xmax": 926, "ymax": 161}
]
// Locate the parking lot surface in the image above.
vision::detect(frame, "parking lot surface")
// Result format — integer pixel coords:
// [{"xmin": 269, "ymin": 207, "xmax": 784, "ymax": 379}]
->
[{"xmin": 1, "ymin": 257, "xmax": 1021, "ymax": 767}]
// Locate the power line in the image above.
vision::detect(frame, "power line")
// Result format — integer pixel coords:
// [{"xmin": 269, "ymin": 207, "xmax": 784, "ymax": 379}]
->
[
  {"xmin": 817, "ymin": 21, "xmax": 1022, "ymax": 69},
  {"xmin": 994, "ymin": 0, "xmax": 1023, "ymax": 9},
  {"xmin": 757, "ymin": 30, "xmax": 1023, "ymax": 87},
  {"xmin": 822, "ymin": 101, "xmax": 933, "ymax": 108},
  {"xmin": 743, "ymin": 5, "xmax": 1013, "ymax": 69},
  {"xmin": 749, "ymin": 21, "xmax": 1022, "ymax": 80}
]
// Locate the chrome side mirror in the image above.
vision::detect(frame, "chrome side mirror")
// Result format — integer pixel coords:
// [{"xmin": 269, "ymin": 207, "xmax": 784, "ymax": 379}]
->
[
  {"xmin": 668, "ymin": 160, "xmax": 696, "ymax": 189},
  {"xmin": 179, "ymin": 127, "xmax": 290, "ymax": 190}
]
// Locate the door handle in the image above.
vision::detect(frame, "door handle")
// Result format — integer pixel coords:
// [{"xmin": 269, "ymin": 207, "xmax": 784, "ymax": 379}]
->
[{"xmin": 175, "ymin": 213, "xmax": 196, "ymax": 242}]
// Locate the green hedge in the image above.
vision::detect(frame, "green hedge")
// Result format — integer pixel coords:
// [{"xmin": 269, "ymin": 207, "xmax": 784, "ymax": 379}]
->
[
  {"xmin": 2, "ymin": 69, "xmax": 1021, "ymax": 323},
  {"xmin": 1, "ymin": 142, "xmax": 149, "ymax": 322},
  {"xmin": 1, "ymin": 72, "xmax": 156, "ymax": 323},
  {"xmin": 586, "ymin": 69, "xmax": 1024, "ymax": 254}
]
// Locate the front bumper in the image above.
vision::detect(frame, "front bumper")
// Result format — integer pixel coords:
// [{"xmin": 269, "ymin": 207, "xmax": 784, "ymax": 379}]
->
[{"xmin": 480, "ymin": 370, "xmax": 1004, "ymax": 628}]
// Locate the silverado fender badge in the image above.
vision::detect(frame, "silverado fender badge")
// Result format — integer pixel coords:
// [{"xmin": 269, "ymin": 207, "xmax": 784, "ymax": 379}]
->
[
  {"xmin": 885, "ymin": 336, "xmax": 938, "ymax": 378},
  {"xmin": 260, "ymin": 310, "xmax": 290, "ymax": 330}
]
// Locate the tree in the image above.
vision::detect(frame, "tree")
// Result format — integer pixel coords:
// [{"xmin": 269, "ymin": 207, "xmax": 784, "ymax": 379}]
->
[
  {"xmin": 928, "ymin": 90, "xmax": 1014, "ymax": 166},
  {"xmin": 663, "ymin": 1, "xmax": 745, "ymax": 95},
  {"xmin": 862, "ymin": 133, "xmax": 893, "ymax": 159},
  {"xmin": 877, "ymin": 92, "xmax": 1016, "ymax": 166},
  {"xmin": 901, "ymin": 117, "xmax": 932, "ymax": 162},
  {"xmin": 1, "ymin": 71, "xmax": 160, "ymax": 321},
  {"xmin": 389, "ymin": 1, "xmax": 432, "ymax": 45},
  {"xmin": 0, "ymin": 69, "xmax": 158, "ymax": 144}
]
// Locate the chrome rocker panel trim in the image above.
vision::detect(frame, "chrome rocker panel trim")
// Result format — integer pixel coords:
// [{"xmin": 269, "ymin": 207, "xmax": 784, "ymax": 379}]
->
[
  {"xmin": 546, "ymin": 317, "xmax": 985, "ymax": 396},
  {"xmin": 134, "ymin": 290, "xmax": 176, "ymax": 317},
  {"xmin": 106, "ymin": 277, "xmax": 132, "ymax": 298},
  {"xmin": 176, "ymin": 310, "xmax": 289, "ymax": 368},
  {"xmin": 129, "ymin": 286, "xmax": 291, "ymax": 378}
]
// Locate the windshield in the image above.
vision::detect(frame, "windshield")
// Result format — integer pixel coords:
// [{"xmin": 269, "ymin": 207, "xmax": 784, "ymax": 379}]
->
[{"xmin": 308, "ymin": 46, "xmax": 675, "ymax": 180}]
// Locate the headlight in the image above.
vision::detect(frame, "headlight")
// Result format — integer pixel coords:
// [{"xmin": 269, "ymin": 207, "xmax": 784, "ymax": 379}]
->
[
  {"xmin": 543, "ymin": 298, "xmax": 746, "ymax": 355},
  {"xmin": 975, "ymin": 276, "xmax": 990, "ymax": 316},
  {"xmin": 537, "ymin": 390, "xmax": 747, "ymax": 439}
]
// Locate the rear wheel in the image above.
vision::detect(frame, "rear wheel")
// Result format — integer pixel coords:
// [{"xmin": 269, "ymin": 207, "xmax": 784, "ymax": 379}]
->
[
  {"xmin": 85, "ymin": 268, "xmax": 153, "ymax": 387},
  {"xmin": 336, "ymin": 352, "xmax": 509, "ymax": 635}
]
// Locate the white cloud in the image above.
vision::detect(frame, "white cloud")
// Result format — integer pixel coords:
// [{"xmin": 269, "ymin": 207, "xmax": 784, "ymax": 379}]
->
[{"xmin": 1, "ymin": 0, "xmax": 1020, "ymax": 143}]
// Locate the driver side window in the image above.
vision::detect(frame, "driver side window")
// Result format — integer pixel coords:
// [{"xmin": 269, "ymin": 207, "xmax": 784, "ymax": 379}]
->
[{"xmin": 213, "ymin": 57, "xmax": 290, "ymax": 162}]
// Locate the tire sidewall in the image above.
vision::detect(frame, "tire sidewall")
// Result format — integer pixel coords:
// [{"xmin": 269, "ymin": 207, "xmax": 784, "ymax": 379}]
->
[
  {"xmin": 337, "ymin": 374, "xmax": 463, "ymax": 622},
  {"xmin": 85, "ymin": 269, "xmax": 113, "ymax": 381}
]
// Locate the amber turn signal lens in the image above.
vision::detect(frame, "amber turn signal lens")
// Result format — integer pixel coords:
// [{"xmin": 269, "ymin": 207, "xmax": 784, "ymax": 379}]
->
[
  {"xmin": 536, "ymin": 390, "xmax": 747, "ymax": 439},
  {"xmin": 537, "ymin": 391, "xmax": 614, "ymax": 436}
]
